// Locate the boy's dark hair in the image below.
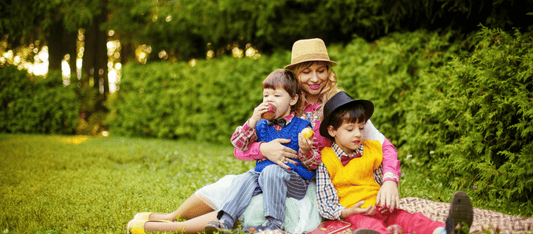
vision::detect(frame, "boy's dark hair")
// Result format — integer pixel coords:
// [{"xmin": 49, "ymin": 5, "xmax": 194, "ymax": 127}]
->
[
  {"xmin": 262, "ymin": 69, "xmax": 303, "ymax": 115},
  {"xmin": 325, "ymin": 103, "xmax": 367, "ymax": 141}
]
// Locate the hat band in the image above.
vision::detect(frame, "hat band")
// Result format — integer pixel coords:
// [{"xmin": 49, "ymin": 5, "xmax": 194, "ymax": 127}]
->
[{"xmin": 291, "ymin": 53, "xmax": 331, "ymax": 64}]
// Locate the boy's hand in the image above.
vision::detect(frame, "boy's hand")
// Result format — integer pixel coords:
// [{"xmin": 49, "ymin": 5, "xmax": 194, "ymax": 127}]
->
[
  {"xmin": 298, "ymin": 130, "xmax": 312, "ymax": 155},
  {"xmin": 376, "ymin": 180, "xmax": 400, "ymax": 213},
  {"xmin": 340, "ymin": 201, "xmax": 376, "ymax": 218},
  {"xmin": 249, "ymin": 102, "xmax": 270, "ymax": 128}
]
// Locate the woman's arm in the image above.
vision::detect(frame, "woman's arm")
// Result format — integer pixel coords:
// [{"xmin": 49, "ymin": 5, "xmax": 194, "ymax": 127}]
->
[{"xmin": 364, "ymin": 120, "xmax": 401, "ymax": 184}]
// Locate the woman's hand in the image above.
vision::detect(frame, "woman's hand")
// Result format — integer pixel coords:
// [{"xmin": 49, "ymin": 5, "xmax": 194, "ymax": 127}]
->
[
  {"xmin": 248, "ymin": 102, "xmax": 270, "ymax": 128},
  {"xmin": 376, "ymin": 180, "xmax": 400, "ymax": 213},
  {"xmin": 341, "ymin": 201, "xmax": 375, "ymax": 218},
  {"xmin": 259, "ymin": 139, "xmax": 298, "ymax": 170}
]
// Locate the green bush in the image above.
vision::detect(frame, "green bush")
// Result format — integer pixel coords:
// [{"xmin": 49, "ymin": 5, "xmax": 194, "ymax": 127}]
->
[
  {"xmin": 107, "ymin": 53, "xmax": 290, "ymax": 143},
  {"xmin": 0, "ymin": 66, "xmax": 80, "ymax": 134},
  {"xmin": 406, "ymin": 27, "xmax": 533, "ymax": 201},
  {"xmin": 331, "ymin": 27, "xmax": 532, "ymax": 202}
]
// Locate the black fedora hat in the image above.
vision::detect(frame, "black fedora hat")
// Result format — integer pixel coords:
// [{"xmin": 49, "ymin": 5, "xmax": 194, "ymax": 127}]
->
[{"xmin": 319, "ymin": 91, "xmax": 374, "ymax": 139}]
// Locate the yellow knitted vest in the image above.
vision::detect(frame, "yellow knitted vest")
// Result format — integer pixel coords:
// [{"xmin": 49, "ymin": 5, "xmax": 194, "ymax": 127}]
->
[{"xmin": 321, "ymin": 140, "xmax": 383, "ymax": 209}]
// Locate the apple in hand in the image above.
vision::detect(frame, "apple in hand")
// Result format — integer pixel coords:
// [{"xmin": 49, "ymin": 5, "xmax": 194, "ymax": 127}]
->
[{"xmin": 262, "ymin": 103, "xmax": 277, "ymax": 120}]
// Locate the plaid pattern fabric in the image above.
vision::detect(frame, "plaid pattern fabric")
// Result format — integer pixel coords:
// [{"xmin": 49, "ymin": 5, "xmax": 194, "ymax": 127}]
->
[{"xmin": 231, "ymin": 122, "xmax": 259, "ymax": 151}]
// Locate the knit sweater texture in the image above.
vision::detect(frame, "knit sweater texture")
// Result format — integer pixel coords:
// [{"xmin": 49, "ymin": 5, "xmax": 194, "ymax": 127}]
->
[
  {"xmin": 321, "ymin": 140, "xmax": 383, "ymax": 208},
  {"xmin": 254, "ymin": 117, "xmax": 315, "ymax": 181}
]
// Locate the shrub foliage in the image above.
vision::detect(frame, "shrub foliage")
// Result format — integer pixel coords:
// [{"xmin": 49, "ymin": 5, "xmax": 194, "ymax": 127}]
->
[
  {"xmin": 106, "ymin": 53, "xmax": 289, "ymax": 143},
  {"xmin": 0, "ymin": 66, "xmax": 79, "ymax": 134},
  {"xmin": 331, "ymin": 27, "xmax": 533, "ymax": 202}
]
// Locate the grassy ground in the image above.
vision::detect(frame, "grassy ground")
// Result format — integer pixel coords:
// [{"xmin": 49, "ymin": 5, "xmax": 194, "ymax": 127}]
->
[{"xmin": 0, "ymin": 134, "xmax": 530, "ymax": 233}]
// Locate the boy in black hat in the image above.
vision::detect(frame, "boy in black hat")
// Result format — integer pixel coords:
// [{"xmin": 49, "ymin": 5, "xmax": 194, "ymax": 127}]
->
[{"xmin": 316, "ymin": 91, "xmax": 474, "ymax": 234}]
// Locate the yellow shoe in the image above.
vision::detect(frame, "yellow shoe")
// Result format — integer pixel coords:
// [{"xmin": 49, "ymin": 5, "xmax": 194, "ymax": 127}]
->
[
  {"xmin": 133, "ymin": 212, "xmax": 152, "ymax": 221},
  {"xmin": 127, "ymin": 219, "xmax": 147, "ymax": 234},
  {"xmin": 127, "ymin": 219, "xmax": 171, "ymax": 234}
]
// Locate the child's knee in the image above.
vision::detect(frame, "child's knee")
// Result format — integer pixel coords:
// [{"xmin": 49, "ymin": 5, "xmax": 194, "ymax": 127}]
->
[{"xmin": 259, "ymin": 166, "xmax": 289, "ymax": 182}]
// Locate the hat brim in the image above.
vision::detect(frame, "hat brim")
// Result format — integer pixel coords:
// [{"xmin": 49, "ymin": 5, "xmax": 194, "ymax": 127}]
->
[
  {"xmin": 319, "ymin": 99, "xmax": 374, "ymax": 139},
  {"xmin": 284, "ymin": 59, "xmax": 337, "ymax": 70}
]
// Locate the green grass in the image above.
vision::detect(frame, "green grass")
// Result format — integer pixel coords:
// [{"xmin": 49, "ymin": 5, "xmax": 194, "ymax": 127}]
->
[
  {"xmin": 0, "ymin": 134, "xmax": 250, "ymax": 233},
  {"xmin": 0, "ymin": 134, "xmax": 531, "ymax": 233}
]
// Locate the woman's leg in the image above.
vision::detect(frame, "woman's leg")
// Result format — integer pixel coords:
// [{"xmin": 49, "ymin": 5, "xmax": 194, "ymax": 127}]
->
[
  {"xmin": 143, "ymin": 210, "xmax": 218, "ymax": 233},
  {"xmin": 148, "ymin": 193, "xmax": 216, "ymax": 221}
]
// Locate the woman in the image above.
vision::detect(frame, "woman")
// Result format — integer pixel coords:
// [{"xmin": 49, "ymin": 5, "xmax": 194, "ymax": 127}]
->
[{"xmin": 126, "ymin": 38, "xmax": 401, "ymax": 234}]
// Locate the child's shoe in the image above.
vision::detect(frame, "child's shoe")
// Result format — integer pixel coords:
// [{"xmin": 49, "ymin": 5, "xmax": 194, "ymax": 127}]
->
[
  {"xmin": 205, "ymin": 220, "xmax": 233, "ymax": 234},
  {"xmin": 445, "ymin": 191, "xmax": 474, "ymax": 234},
  {"xmin": 255, "ymin": 219, "xmax": 284, "ymax": 234}
]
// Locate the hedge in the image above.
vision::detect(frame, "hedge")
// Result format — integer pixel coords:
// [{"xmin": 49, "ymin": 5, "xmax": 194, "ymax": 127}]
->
[
  {"xmin": 0, "ymin": 66, "xmax": 80, "ymax": 134},
  {"xmin": 106, "ymin": 53, "xmax": 290, "ymax": 144},
  {"xmin": 331, "ymin": 27, "xmax": 532, "ymax": 201}
]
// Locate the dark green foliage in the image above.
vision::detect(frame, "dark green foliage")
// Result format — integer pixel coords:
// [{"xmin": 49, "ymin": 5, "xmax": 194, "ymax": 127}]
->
[
  {"xmin": 406, "ymin": 27, "xmax": 533, "ymax": 202},
  {"xmin": 0, "ymin": 66, "xmax": 80, "ymax": 134},
  {"xmin": 106, "ymin": 52, "xmax": 290, "ymax": 143},
  {"xmin": 331, "ymin": 27, "xmax": 532, "ymax": 202},
  {"xmin": 103, "ymin": 0, "xmax": 533, "ymax": 61}
]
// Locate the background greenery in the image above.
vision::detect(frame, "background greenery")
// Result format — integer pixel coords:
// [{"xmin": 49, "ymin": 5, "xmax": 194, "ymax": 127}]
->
[
  {"xmin": 0, "ymin": 134, "xmax": 530, "ymax": 234},
  {"xmin": 0, "ymin": 66, "xmax": 79, "ymax": 135},
  {"xmin": 1, "ymin": 0, "xmax": 533, "ymax": 232},
  {"xmin": 1, "ymin": 26, "xmax": 532, "ymax": 212}
]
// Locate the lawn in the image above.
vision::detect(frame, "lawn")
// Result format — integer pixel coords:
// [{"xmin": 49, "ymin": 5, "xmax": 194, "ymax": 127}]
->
[{"xmin": 0, "ymin": 134, "xmax": 530, "ymax": 233}]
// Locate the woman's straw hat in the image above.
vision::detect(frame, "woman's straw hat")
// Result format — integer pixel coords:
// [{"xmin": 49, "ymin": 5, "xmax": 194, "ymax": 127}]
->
[{"xmin": 285, "ymin": 38, "xmax": 337, "ymax": 69}]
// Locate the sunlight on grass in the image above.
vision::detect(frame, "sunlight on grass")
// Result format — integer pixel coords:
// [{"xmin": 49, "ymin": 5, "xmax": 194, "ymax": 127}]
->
[{"xmin": 61, "ymin": 136, "xmax": 89, "ymax": 144}]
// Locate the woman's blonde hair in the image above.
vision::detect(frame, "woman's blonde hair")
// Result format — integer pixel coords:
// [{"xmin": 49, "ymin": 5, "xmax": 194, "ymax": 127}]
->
[{"xmin": 287, "ymin": 61, "xmax": 341, "ymax": 119}]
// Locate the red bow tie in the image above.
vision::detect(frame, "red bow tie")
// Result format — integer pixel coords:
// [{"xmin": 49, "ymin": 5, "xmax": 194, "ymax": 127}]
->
[{"xmin": 340, "ymin": 152, "xmax": 361, "ymax": 166}]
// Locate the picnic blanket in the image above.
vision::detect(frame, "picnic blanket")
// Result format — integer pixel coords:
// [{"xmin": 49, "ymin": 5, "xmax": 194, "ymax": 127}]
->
[{"xmin": 398, "ymin": 197, "xmax": 533, "ymax": 233}]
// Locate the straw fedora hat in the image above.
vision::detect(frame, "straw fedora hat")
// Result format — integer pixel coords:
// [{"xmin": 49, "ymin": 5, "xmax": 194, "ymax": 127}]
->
[
  {"xmin": 319, "ymin": 91, "xmax": 374, "ymax": 139},
  {"xmin": 285, "ymin": 38, "xmax": 337, "ymax": 69}
]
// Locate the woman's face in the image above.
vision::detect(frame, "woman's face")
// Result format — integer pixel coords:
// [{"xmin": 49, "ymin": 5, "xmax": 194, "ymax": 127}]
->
[{"xmin": 298, "ymin": 62, "xmax": 329, "ymax": 99}]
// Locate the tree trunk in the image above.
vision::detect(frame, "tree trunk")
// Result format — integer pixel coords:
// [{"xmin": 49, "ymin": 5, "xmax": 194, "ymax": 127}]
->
[
  {"xmin": 95, "ymin": 7, "xmax": 109, "ymax": 97},
  {"xmin": 120, "ymin": 41, "xmax": 135, "ymax": 65},
  {"xmin": 47, "ymin": 20, "xmax": 64, "ymax": 73},
  {"xmin": 82, "ymin": 22, "xmax": 97, "ymax": 87},
  {"xmin": 81, "ymin": 0, "xmax": 108, "ymax": 113}
]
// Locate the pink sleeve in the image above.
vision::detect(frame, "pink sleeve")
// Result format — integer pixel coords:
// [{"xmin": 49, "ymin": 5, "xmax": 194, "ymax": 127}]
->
[
  {"xmin": 234, "ymin": 142, "xmax": 266, "ymax": 161},
  {"xmin": 313, "ymin": 121, "xmax": 332, "ymax": 150},
  {"xmin": 382, "ymin": 137, "xmax": 401, "ymax": 184}
]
